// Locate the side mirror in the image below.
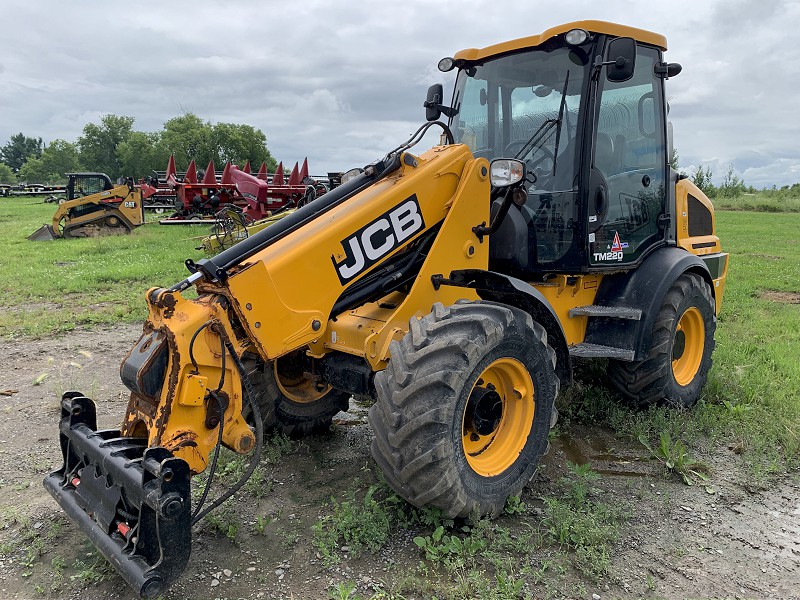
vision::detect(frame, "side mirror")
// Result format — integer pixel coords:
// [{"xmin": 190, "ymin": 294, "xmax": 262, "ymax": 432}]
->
[
  {"xmin": 606, "ymin": 37, "xmax": 636, "ymax": 82},
  {"xmin": 424, "ymin": 83, "xmax": 444, "ymax": 122}
]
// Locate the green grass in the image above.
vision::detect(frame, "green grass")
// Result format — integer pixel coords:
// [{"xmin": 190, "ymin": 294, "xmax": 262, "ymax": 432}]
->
[
  {"xmin": 0, "ymin": 196, "xmax": 203, "ymax": 338},
  {"xmin": 712, "ymin": 189, "xmax": 800, "ymax": 212}
]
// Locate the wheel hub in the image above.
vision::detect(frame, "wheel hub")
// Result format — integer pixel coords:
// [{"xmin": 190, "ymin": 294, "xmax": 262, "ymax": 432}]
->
[
  {"xmin": 461, "ymin": 357, "xmax": 535, "ymax": 477},
  {"xmin": 672, "ymin": 329, "xmax": 686, "ymax": 360},
  {"xmin": 464, "ymin": 385, "xmax": 503, "ymax": 437}
]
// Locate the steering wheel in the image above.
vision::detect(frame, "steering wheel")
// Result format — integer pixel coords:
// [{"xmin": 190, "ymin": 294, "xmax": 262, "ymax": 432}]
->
[{"xmin": 503, "ymin": 141, "xmax": 555, "ymax": 170}]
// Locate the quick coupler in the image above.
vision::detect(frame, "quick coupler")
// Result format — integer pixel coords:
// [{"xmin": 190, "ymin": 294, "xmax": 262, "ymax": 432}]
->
[{"xmin": 43, "ymin": 392, "xmax": 192, "ymax": 599}]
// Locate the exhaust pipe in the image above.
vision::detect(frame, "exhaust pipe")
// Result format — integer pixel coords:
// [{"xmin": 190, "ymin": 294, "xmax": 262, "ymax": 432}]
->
[{"xmin": 28, "ymin": 224, "xmax": 58, "ymax": 241}]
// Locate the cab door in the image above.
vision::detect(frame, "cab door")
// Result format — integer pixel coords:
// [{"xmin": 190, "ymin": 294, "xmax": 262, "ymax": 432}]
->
[{"xmin": 588, "ymin": 44, "xmax": 668, "ymax": 268}]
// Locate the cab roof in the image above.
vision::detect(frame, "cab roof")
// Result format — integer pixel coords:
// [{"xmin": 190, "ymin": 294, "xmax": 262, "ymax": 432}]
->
[{"xmin": 453, "ymin": 20, "xmax": 667, "ymax": 62}]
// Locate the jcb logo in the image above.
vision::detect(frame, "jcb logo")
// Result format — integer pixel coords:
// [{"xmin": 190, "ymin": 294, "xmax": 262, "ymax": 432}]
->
[{"xmin": 332, "ymin": 195, "xmax": 425, "ymax": 284}]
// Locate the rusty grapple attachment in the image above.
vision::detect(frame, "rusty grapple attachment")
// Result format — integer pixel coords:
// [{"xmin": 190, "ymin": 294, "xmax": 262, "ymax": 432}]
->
[{"xmin": 43, "ymin": 392, "xmax": 192, "ymax": 599}]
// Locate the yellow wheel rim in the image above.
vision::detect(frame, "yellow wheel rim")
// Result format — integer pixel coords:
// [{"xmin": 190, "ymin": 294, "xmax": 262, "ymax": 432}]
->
[
  {"xmin": 274, "ymin": 352, "xmax": 330, "ymax": 404},
  {"xmin": 672, "ymin": 307, "xmax": 705, "ymax": 386},
  {"xmin": 462, "ymin": 357, "xmax": 535, "ymax": 477}
]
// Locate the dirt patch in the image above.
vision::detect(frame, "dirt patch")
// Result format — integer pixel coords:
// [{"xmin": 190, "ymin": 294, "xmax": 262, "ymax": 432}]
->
[
  {"xmin": 760, "ymin": 290, "xmax": 800, "ymax": 304},
  {"xmin": 0, "ymin": 327, "xmax": 798, "ymax": 600}
]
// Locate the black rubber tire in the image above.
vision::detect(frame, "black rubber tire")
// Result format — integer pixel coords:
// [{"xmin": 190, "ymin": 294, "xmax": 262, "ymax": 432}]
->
[
  {"xmin": 608, "ymin": 272, "xmax": 716, "ymax": 408},
  {"xmin": 368, "ymin": 300, "xmax": 559, "ymax": 519},
  {"xmin": 240, "ymin": 352, "xmax": 348, "ymax": 439},
  {"xmin": 240, "ymin": 354, "xmax": 278, "ymax": 437}
]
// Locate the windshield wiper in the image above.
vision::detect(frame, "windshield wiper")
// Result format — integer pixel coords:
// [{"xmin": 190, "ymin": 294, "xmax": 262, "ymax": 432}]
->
[
  {"xmin": 513, "ymin": 71, "xmax": 571, "ymax": 178},
  {"xmin": 551, "ymin": 71, "xmax": 570, "ymax": 177}
]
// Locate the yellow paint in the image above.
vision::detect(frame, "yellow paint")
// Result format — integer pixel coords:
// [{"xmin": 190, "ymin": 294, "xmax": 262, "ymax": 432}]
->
[
  {"xmin": 532, "ymin": 274, "xmax": 603, "ymax": 346},
  {"xmin": 454, "ymin": 20, "xmax": 666, "ymax": 63},
  {"xmin": 120, "ymin": 288, "xmax": 255, "ymax": 474},
  {"xmin": 672, "ymin": 306, "xmax": 704, "ymax": 386},
  {"xmin": 675, "ymin": 179, "xmax": 729, "ymax": 314},
  {"xmin": 225, "ymin": 145, "xmax": 480, "ymax": 365},
  {"xmin": 462, "ymin": 357, "xmax": 534, "ymax": 477},
  {"xmin": 50, "ymin": 183, "xmax": 145, "ymax": 235}
]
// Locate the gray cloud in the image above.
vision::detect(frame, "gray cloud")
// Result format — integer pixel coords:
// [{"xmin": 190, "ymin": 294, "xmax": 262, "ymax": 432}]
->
[{"xmin": 1, "ymin": 0, "xmax": 798, "ymax": 187}]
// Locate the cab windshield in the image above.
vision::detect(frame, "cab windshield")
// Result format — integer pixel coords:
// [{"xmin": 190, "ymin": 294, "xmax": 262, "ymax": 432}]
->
[{"xmin": 450, "ymin": 43, "xmax": 591, "ymax": 266}]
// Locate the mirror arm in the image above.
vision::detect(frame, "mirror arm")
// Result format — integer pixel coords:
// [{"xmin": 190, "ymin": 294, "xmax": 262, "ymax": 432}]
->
[{"xmin": 422, "ymin": 101, "xmax": 458, "ymax": 118}]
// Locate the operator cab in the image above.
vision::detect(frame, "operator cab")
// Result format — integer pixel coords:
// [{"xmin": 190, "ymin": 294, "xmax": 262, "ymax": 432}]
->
[
  {"xmin": 65, "ymin": 172, "xmax": 115, "ymax": 202},
  {"xmin": 443, "ymin": 22, "xmax": 675, "ymax": 276}
]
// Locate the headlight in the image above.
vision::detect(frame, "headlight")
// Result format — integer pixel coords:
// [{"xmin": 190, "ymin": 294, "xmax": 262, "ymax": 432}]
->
[
  {"xmin": 565, "ymin": 29, "xmax": 589, "ymax": 46},
  {"xmin": 340, "ymin": 168, "xmax": 363, "ymax": 185},
  {"xmin": 438, "ymin": 57, "xmax": 456, "ymax": 72},
  {"xmin": 490, "ymin": 159, "xmax": 525, "ymax": 187}
]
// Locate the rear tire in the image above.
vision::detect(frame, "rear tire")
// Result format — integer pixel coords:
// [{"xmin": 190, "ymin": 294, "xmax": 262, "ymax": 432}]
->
[
  {"xmin": 608, "ymin": 273, "xmax": 715, "ymax": 408},
  {"xmin": 369, "ymin": 301, "xmax": 559, "ymax": 519}
]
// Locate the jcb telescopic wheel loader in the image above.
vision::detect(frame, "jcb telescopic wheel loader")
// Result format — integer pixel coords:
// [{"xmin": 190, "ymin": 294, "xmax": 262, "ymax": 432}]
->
[
  {"xmin": 29, "ymin": 172, "xmax": 146, "ymax": 240},
  {"xmin": 44, "ymin": 20, "xmax": 728, "ymax": 598}
]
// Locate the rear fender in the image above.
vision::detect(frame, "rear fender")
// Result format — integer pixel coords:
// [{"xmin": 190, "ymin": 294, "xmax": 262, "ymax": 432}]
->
[{"xmin": 584, "ymin": 246, "xmax": 711, "ymax": 360}]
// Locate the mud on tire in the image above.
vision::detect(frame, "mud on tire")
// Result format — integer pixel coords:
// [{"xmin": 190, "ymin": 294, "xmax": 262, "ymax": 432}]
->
[
  {"xmin": 608, "ymin": 272, "xmax": 716, "ymax": 408},
  {"xmin": 368, "ymin": 300, "xmax": 559, "ymax": 519}
]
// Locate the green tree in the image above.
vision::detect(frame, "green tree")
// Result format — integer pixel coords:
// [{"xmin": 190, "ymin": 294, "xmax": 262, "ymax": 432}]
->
[
  {"xmin": 118, "ymin": 131, "xmax": 171, "ymax": 179},
  {"xmin": 691, "ymin": 164, "xmax": 715, "ymax": 197},
  {"xmin": 161, "ymin": 113, "xmax": 213, "ymax": 169},
  {"xmin": 0, "ymin": 163, "xmax": 14, "ymax": 183},
  {"xmin": 209, "ymin": 122, "xmax": 277, "ymax": 170},
  {"xmin": 17, "ymin": 140, "xmax": 82, "ymax": 184},
  {"xmin": 718, "ymin": 164, "xmax": 745, "ymax": 198},
  {"xmin": 0, "ymin": 133, "xmax": 43, "ymax": 172},
  {"xmin": 78, "ymin": 114, "xmax": 135, "ymax": 178}
]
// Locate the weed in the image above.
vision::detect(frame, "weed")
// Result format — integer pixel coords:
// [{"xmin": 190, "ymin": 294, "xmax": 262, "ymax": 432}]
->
[
  {"xmin": 542, "ymin": 465, "xmax": 628, "ymax": 577},
  {"xmin": 413, "ymin": 524, "xmax": 488, "ymax": 566},
  {"xmin": 253, "ymin": 514, "xmax": 271, "ymax": 535},
  {"xmin": 503, "ymin": 494, "xmax": 528, "ymax": 515},
  {"xmin": 264, "ymin": 432, "xmax": 295, "ymax": 464},
  {"xmin": 204, "ymin": 505, "xmax": 240, "ymax": 542},
  {"xmin": 70, "ymin": 554, "xmax": 113, "ymax": 584},
  {"xmin": 328, "ymin": 581, "xmax": 358, "ymax": 600},
  {"xmin": 313, "ymin": 485, "xmax": 392, "ymax": 565},
  {"xmin": 639, "ymin": 431, "xmax": 709, "ymax": 485}
]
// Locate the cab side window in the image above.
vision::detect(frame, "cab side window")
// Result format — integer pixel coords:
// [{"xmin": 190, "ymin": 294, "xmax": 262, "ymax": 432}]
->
[{"xmin": 590, "ymin": 45, "xmax": 666, "ymax": 266}]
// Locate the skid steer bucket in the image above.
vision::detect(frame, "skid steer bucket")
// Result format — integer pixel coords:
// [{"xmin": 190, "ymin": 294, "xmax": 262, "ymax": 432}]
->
[
  {"xmin": 28, "ymin": 224, "xmax": 58, "ymax": 241},
  {"xmin": 43, "ymin": 392, "xmax": 192, "ymax": 599}
]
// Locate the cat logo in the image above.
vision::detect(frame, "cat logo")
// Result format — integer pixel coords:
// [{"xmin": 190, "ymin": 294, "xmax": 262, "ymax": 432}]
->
[{"xmin": 332, "ymin": 195, "xmax": 425, "ymax": 284}]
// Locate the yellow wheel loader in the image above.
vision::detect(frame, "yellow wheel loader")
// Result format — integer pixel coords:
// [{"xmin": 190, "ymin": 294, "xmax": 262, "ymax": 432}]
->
[
  {"xmin": 44, "ymin": 21, "xmax": 728, "ymax": 598},
  {"xmin": 28, "ymin": 172, "xmax": 146, "ymax": 240}
]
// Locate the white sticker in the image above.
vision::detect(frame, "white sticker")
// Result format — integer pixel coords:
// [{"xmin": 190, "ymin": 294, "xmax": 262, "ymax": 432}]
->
[
  {"xmin": 588, "ymin": 233, "xmax": 595, "ymax": 243},
  {"xmin": 331, "ymin": 331, "xmax": 337, "ymax": 343},
  {"xmin": 589, "ymin": 215, "xmax": 597, "ymax": 223}
]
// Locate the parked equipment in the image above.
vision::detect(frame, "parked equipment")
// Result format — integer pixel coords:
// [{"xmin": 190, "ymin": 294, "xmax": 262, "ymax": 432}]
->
[
  {"xmin": 45, "ymin": 21, "xmax": 728, "ymax": 598},
  {"xmin": 28, "ymin": 173, "xmax": 147, "ymax": 240}
]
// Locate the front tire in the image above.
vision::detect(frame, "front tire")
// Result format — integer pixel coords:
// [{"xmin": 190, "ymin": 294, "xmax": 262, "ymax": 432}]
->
[
  {"xmin": 240, "ymin": 351, "xmax": 348, "ymax": 439},
  {"xmin": 369, "ymin": 301, "xmax": 559, "ymax": 519},
  {"xmin": 609, "ymin": 272, "xmax": 716, "ymax": 408}
]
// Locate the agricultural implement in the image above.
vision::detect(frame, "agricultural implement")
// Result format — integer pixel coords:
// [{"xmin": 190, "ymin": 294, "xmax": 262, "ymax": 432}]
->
[
  {"xmin": 45, "ymin": 21, "xmax": 728, "ymax": 598},
  {"xmin": 29, "ymin": 173, "xmax": 149, "ymax": 240}
]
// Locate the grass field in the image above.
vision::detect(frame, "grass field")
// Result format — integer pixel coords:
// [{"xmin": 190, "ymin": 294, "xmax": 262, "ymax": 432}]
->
[
  {"xmin": 1, "ymin": 194, "xmax": 798, "ymax": 479},
  {"xmin": 0, "ymin": 197, "xmax": 201, "ymax": 337}
]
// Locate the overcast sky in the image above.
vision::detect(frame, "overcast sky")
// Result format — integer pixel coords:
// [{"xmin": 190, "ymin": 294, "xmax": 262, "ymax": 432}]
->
[{"xmin": 2, "ymin": 0, "xmax": 798, "ymax": 187}]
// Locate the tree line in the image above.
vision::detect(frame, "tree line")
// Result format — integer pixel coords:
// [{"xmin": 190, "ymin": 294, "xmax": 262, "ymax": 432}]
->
[{"xmin": 0, "ymin": 113, "xmax": 278, "ymax": 184}]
